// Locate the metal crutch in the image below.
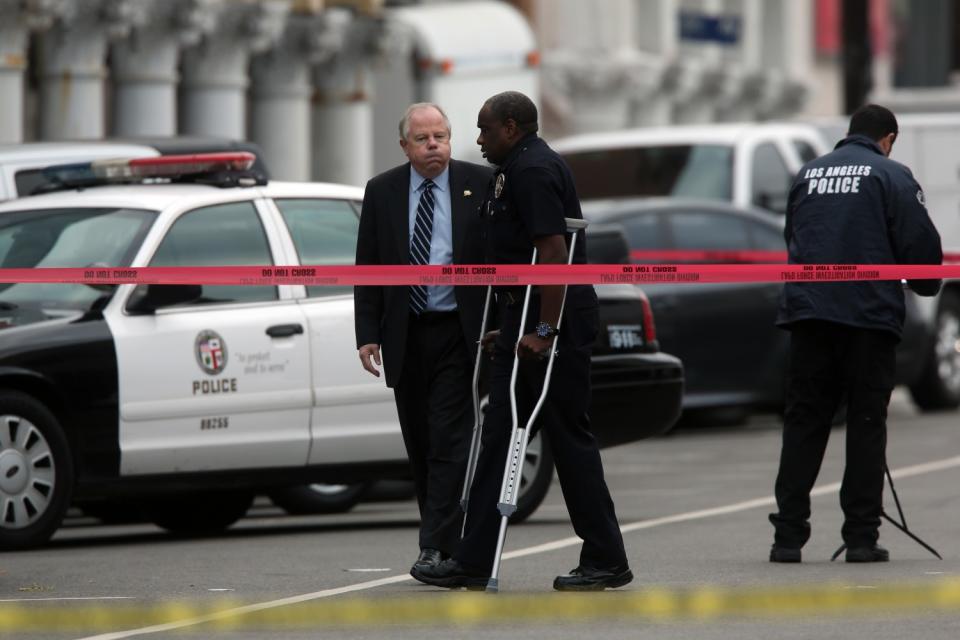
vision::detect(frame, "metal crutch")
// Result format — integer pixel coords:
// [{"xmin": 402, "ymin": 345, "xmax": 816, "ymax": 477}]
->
[
  {"xmin": 486, "ymin": 217, "xmax": 587, "ymax": 593},
  {"xmin": 460, "ymin": 285, "xmax": 493, "ymax": 537}
]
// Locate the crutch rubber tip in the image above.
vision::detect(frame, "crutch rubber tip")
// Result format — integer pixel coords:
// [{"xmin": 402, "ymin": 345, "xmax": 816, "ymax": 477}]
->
[{"xmin": 485, "ymin": 578, "xmax": 499, "ymax": 593}]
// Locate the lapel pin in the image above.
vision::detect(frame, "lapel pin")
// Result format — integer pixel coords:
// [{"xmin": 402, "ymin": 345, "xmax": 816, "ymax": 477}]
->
[{"xmin": 463, "ymin": 190, "xmax": 472, "ymax": 197}]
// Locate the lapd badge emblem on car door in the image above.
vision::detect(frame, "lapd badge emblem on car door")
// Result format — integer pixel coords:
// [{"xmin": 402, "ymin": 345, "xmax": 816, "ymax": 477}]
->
[
  {"xmin": 494, "ymin": 173, "xmax": 505, "ymax": 199},
  {"xmin": 195, "ymin": 330, "xmax": 227, "ymax": 375}
]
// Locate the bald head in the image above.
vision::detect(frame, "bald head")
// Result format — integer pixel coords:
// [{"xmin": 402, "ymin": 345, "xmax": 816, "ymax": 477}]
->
[{"xmin": 399, "ymin": 103, "xmax": 452, "ymax": 141}]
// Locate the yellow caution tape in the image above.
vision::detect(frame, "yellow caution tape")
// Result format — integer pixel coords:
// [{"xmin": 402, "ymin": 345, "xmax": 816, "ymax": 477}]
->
[{"xmin": 2, "ymin": 578, "xmax": 960, "ymax": 632}]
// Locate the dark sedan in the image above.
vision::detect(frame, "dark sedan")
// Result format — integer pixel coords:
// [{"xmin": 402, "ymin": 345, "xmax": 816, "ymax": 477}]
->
[{"xmin": 582, "ymin": 197, "xmax": 935, "ymax": 422}]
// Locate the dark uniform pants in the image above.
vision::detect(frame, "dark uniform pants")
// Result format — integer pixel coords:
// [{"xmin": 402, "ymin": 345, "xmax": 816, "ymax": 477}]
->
[
  {"xmin": 770, "ymin": 320, "xmax": 897, "ymax": 549},
  {"xmin": 456, "ymin": 292, "xmax": 628, "ymax": 573},
  {"xmin": 394, "ymin": 311, "xmax": 472, "ymax": 555}
]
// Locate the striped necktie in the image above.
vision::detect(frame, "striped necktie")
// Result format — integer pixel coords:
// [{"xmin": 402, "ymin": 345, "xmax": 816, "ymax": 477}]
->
[{"xmin": 409, "ymin": 179, "xmax": 436, "ymax": 315}]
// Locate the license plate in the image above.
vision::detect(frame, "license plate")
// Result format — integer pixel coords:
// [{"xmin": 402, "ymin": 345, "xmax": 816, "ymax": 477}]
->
[{"xmin": 607, "ymin": 324, "xmax": 644, "ymax": 349}]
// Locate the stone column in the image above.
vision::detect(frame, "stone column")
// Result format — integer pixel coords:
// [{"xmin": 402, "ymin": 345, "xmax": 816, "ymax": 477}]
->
[
  {"xmin": 251, "ymin": 7, "xmax": 346, "ymax": 181},
  {"xmin": 111, "ymin": 0, "xmax": 217, "ymax": 137},
  {"xmin": 37, "ymin": 0, "xmax": 136, "ymax": 140},
  {"xmin": 0, "ymin": 0, "xmax": 69, "ymax": 142},
  {"xmin": 179, "ymin": 0, "xmax": 288, "ymax": 139},
  {"xmin": 311, "ymin": 13, "xmax": 379, "ymax": 186}
]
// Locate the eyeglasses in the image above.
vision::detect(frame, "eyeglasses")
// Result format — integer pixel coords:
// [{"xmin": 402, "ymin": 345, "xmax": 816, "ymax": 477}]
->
[{"xmin": 410, "ymin": 132, "xmax": 450, "ymax": 146}]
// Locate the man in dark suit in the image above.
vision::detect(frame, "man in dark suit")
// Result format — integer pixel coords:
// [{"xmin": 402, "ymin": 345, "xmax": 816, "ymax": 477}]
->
[{"xmin": 354, "ymin": 103, "xmax": 491, "ymax": 574}]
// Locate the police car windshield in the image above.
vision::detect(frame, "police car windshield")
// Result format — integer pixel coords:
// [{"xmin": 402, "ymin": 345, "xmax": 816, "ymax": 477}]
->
[
  {"xmin": 0, "ymin": 207, "xmax": 156, "ymax": 314},
  {"xmin": 562, "ymin": 144, "xmax": 733, "ymax": 202}
]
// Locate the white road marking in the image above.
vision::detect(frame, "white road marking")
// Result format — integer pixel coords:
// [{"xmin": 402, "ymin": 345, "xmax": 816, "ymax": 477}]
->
[
  {"xmin": 0, "ymin": 597, "xmax": 135, "ymax": 603},
  {"xmin": 75, "ymin": 453, "xmax": 960, "ymax": 640}
]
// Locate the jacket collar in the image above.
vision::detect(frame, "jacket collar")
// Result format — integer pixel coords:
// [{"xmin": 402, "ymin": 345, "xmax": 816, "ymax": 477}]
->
[
  {"xmin": 835, "ymin": 134, "xmax": 885, "ymax": 156},
  {"xmin": 496, "ymin": 132, "xmax": 540, "ymax": 172}
]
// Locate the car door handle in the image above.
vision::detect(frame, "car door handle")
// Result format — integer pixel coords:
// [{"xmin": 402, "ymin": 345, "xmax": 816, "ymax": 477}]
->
[{"xmin": 266, "ymin": 323, "xmax": 304, "ymax": 338}]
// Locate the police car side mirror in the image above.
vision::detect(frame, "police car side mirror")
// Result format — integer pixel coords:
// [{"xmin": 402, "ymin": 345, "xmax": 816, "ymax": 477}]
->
[{"xmin": 126, "ymin": 284, "xmax": 203, "ymax": 315}]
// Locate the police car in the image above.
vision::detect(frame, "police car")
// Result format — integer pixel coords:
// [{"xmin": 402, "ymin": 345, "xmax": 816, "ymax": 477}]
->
[{"xmin": 0, "ymin": 153, "xmax": 681, "ymax": 550}]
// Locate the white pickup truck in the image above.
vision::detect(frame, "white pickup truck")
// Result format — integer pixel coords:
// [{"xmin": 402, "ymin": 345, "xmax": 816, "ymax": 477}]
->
[{"xmin": 552, "ymin": 123, "xmax": 830, "ymax": 215}]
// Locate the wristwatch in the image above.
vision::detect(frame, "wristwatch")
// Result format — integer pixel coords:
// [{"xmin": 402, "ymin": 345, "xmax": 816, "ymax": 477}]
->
[{"xmin": 535, "ymin": 321, "xmax": 559, "ymax": 339}]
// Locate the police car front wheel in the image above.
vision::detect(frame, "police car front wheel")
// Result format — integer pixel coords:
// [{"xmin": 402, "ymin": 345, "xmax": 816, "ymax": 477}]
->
[{"xmin": 0, "ymin": 392, "xmax": 74, "ymax": 551}]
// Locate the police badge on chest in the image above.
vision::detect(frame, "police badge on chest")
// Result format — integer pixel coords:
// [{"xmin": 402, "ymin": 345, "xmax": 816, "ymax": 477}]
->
[{"xmin": 494, "ymin": 173, "xmax": 505, "ymax": 199}]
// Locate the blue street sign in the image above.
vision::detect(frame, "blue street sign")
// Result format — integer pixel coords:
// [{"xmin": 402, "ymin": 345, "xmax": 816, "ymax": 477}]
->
[{"xmin": 679, "ymin": 10, "xmax": 742, "ymax": 45}]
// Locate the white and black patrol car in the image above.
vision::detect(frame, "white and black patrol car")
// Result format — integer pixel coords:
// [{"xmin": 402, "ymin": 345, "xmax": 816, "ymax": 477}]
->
[{"xmin": 0, "ymin": 153, "xmax": 682, "ymax": 550}]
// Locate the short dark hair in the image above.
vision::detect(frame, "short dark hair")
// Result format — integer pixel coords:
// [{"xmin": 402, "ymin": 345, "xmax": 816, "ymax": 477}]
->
[
  {"xmin": 848, "ymin": 104, "xmax": 898, "ymax": 141},
  {"xmin": 485, "ymin": 91, "xmax": 539, "ymax": 134}
]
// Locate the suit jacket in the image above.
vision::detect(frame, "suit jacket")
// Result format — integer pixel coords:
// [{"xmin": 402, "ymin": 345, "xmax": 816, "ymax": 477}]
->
[{"xmin": 355, "ymin": 159, "xmax": 492, "ymax": 388}]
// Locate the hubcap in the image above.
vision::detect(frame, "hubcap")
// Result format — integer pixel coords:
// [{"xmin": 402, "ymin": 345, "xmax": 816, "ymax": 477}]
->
[
  {"xmin": 307, "ymin": 484, "xmax": 351, "ymax": 496},
  {"xmin": 935, "ymin": 312, "xmax": 960, "ymax": 395},
  {"xmin": 0, "ymin": 415, "xmax": 55, "ymax": 530}
]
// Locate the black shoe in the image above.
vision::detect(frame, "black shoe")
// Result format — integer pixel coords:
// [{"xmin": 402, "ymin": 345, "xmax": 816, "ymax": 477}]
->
[
  {"xmin": 553, "ymin": 565, "xmax": 633, "ymax": 591},
  {"xmin": 845, "ymin": 544, "xmax": 889, "ymax": 563},
  {"xmin": 411, "ymin": 548, "xmax": 443, "ymax": 571},
  {"xmin": 410, "ymin": 558, "xmax": 488, "ymax": 590},
  {"xmin": 770, "ymin": 545, "xmax": 802, "ymax": 563}
]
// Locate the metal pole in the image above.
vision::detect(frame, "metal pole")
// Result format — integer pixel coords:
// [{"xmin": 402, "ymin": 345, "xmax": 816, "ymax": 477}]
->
[
  {"xmin": 460, "ymin": 285, "xmax": 493, "ymax": 537},
  {"xmin": 112, "ymin": 36, "xmax": 179, "ymax": 137}
]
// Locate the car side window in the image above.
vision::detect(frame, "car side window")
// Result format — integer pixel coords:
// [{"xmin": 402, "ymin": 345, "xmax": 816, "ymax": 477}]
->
[
  {"xmin": 275, "ymin": 198, "xmax": 359, "ymax": 298},
  {"xmin": 619, "ymin": 213, "xmax": 666, "ymax": 250},
  {"xmin": 793, "ymin": 139, "xmax": 819, "ymax": 164},
  {"xmin": 667, "ymin": 211, "xmax": 751, "ymax": 251},
  {"xmin": 751, "ymin": 143, "xmax": 792, "ymax": 213},
  {"xmin": 749, "ymin": 219, "xmax": 786, "ymax": 251},
  {"xmin": 148, "ymin": 201, "xmax": 277, "ymax": 305}
]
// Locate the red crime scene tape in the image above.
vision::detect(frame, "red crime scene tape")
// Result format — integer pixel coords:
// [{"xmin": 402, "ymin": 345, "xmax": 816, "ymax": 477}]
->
[{"xmin": 0, "ymin": 263, "xmax": 957, "ymax": 287}]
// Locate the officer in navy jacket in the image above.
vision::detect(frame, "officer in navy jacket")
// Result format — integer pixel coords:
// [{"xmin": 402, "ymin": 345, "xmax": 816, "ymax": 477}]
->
[{"xmin": 769, "ymin": 105, "xmax": 942, "ymax": 564}]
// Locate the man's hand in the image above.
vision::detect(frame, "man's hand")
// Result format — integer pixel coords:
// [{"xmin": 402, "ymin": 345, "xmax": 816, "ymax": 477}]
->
[
  {"xmin": 517, "ymin": 333, "xmax": 554, "ymax": 360},
  {"xmin": 358, "ymin": 343, "xmax": 382, "ymax": 377},
  {"xmin": 481, "ymin": 330, "xmax": 500, "ymax": 354}
]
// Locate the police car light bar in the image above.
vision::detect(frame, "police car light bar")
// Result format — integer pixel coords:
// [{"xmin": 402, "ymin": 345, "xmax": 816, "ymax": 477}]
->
[{"xmin": 41, "ymin": 152, "xmax": 258, "ymax": 188}]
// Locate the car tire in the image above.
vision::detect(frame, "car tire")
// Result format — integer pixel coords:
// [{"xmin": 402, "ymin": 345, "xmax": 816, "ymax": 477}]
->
[
  {"xmin": 910, "ymin": 293, "xmax": 960, "ymax": 411},
  {"xmin": 679, "ymin": 407, "xmax": 750, "ymax": 428},
  {"xmin": 510, "ymin": 430, "xmax": 553, "ymax": 524},
  {"xmin": 0, "ymin": 392, "xmax": 74, "ymax": 551},
  {"xmin": 268, "ymin": 483, "xmax": 370, "ymax": 515},
  {"xmin": 145, "ymin": 491, "xmax": 253, "ymax": 534}
]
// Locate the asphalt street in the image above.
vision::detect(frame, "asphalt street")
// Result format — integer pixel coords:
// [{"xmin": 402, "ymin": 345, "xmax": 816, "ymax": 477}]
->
[{"xmin": 2, "ymin": 389, "xmax": 959, "ymax": 640}]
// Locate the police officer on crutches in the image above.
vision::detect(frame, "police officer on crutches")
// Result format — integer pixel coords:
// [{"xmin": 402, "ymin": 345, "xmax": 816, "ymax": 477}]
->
[{"xmin": 411, "ymin": 91, "xmax": 633, "ymax": 591}]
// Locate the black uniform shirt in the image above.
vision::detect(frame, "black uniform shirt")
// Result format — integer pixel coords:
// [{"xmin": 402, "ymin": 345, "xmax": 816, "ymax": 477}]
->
[{"xmin": 481, "ymin": 135, "xmax": 593, "ymax": 308}]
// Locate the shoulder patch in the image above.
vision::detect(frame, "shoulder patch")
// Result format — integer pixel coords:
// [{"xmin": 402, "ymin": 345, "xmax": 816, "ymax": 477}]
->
[{"xmin": 917, "ymin": 189, "xmax": 926, "ymax": 207}]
